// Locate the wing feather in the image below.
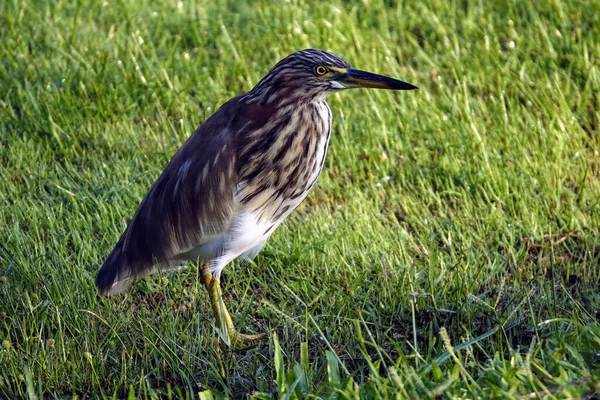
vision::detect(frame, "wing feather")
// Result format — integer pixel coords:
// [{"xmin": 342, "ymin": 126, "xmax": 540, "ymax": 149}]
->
[{"xmin": 96, "ymin": 97, "xmax": 248, "ymax": 293}]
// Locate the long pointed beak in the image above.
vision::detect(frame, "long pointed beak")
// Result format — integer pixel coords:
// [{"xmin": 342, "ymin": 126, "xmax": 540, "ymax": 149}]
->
[{"xmin": 336, "ymin": 68, "xmax": 417, "ymax": 90}]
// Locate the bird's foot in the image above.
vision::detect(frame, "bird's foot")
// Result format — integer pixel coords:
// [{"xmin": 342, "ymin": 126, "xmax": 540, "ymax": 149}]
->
[
  {"xmin": 213, "ymin": 329, "xmax": 267, "ymax": 378},
  {"xmin": 219, "ymin": 328, "xmax": 267, "ymax": 348}
]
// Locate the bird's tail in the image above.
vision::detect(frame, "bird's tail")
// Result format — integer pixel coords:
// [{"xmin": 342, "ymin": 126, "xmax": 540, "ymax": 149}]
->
[
  {"xmin": 95, "ymin": 243, "xmax": 134, "ymax": 295},
  {"xmin": 96, "ymin": 241, "xmax": 189, "ymax": 295}
]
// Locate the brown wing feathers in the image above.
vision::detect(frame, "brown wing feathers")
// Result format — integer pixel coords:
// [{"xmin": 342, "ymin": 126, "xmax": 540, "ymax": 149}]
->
[{"xmin": 95, "ymin": 99, "xmax": 242, "ymax": 294}]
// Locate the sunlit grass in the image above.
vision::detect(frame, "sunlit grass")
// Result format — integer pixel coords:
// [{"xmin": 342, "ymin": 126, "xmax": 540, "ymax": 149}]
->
[{"xmin": 1, "ymin": 0, "xmax": 599, "ymax": 397}]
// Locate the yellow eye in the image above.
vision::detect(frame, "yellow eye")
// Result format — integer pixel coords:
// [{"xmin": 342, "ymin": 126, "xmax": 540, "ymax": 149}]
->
[{"xmin": 315, "ymin": 65, "xmax": 328, "ymax": 76}]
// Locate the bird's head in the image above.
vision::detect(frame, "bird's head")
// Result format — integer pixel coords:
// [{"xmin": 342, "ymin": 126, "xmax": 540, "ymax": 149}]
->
[{"xmin": 250, "ymin": 49, "xmax": 417, "ymax": 104}]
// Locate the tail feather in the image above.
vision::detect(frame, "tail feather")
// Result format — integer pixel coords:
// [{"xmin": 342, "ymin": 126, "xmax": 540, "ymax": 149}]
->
[
  {"xmin": 96, "ymin": 241, "xmax": 190, "ymax": 295},
  {"xmin": 96, "ymin": 245, "xmax": 133, "ymax": 294}
]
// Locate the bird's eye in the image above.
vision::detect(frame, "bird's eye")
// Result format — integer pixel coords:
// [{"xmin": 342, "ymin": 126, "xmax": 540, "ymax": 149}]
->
[{"xmin": 314, "ymin": 65, "xmax": 328, "ymax": 76}]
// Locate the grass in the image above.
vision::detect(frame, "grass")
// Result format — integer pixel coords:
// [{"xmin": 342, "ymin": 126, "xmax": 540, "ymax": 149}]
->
[{"xmin": 1, "ymin": 0, "xmax": 599, "ymax": 397}]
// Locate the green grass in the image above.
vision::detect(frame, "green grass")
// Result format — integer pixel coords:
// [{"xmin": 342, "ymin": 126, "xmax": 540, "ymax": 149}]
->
[{"xmin": 1, "ymin": 0, "xmax": 599, "ymax": 397}]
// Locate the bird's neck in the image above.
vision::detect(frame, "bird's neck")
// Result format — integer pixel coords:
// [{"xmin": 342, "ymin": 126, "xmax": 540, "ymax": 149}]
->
[{"xmin": 246, "ymin": 82, "xmax": 331, "ymax": 108}]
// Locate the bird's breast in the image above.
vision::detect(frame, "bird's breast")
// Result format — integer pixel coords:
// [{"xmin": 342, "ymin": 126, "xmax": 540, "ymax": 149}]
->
[{"xmin": 237, "ymin": 101, "xmax": 332, "ymax": 224}]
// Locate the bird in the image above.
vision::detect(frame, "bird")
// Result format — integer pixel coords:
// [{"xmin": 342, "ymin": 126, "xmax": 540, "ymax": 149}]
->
[{"xmin": 96, "ymin": 49, "xmax": 417, "ymax": 348}]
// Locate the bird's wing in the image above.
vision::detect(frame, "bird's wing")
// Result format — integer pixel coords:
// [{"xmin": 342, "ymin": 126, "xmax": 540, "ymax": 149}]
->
[{"xmin": 96, "ymin": 96, "xmax": 266, "ymax": 293}]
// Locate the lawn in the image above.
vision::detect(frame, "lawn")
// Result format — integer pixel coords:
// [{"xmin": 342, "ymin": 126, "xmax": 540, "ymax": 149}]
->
[{"xmin": 1, "ymin": 0, "xmax": 599, "ymax": 398}]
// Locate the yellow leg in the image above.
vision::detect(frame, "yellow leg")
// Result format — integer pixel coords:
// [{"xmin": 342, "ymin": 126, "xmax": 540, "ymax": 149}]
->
[{"xmin": 201, "ymin": 268, "xmax": 266, "ymax": 346}]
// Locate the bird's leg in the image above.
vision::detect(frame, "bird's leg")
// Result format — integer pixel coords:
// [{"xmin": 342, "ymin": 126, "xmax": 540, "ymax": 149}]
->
[{"xmin": 201, "ymin": 268, "xmax": 266, "ymax": 347}]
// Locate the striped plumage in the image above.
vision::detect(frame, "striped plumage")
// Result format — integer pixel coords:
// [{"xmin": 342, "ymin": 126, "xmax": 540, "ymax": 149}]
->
[{"xmin": 95, "ymin": 49, "xmax": 416, "ymax": 351}]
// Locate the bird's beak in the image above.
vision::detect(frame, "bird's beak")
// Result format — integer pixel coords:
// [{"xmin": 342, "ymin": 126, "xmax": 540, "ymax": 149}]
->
[{"xmin": 333, "ymin": 67, "xmax": 418, "ymax": 90}]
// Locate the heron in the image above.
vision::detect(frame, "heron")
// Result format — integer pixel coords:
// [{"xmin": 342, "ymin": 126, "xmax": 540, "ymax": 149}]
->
[{"xmin": 96, "ymin": 48, "xmax": 416, "ymax": 351}]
